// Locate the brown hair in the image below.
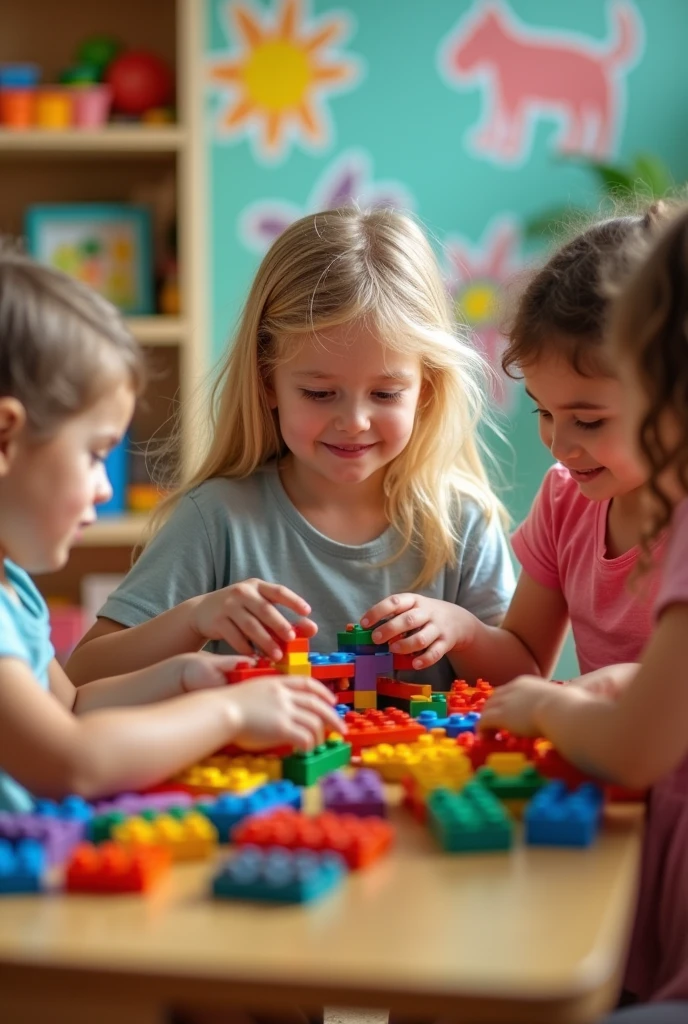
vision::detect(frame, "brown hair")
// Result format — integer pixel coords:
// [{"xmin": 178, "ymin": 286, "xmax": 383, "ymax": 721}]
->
[
  {"xmin": 610, "ymin": 205, "xmax": 688, "ymax": 548},
  {"xmin": 502, "ymin": 206, "xmax": 669, "ymax": 380},
  {"xmin": 0, "ymin": 240, "xmax": 145, "ymax": 438}
]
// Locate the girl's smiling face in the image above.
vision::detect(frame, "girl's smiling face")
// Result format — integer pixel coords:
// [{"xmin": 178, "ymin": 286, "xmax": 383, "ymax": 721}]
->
[{"xmin": 268, "ymin": 322, "xmax": 423, "ymax": 490}]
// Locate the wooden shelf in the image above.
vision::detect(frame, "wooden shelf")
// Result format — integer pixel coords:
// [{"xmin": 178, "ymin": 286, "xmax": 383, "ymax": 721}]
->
[
  {"xmin": 76, "ymin": 514, "xmax": 150, "ymax": 548},
  {"xmin": 0, "ymin": 126, "xmax": 186, "ymax": 156},
  {"xmin": 127, "ymin": 316, "xmax": 186, "ymax": 345}
]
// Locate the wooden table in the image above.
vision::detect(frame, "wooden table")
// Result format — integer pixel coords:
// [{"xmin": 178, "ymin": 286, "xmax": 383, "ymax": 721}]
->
[{"xmin": 0, "ymin": 794, "xmax": 643, "ymax": 1024}]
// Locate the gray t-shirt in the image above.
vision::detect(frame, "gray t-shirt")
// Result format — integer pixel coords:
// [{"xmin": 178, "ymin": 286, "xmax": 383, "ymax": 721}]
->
[{"xmin": 100, "ymin": 462, "xmax": 515, "ymax": 690}]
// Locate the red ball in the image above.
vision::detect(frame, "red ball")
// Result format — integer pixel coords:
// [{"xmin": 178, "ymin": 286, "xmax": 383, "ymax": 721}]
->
[{"xmin": 106, "ymin": 51, "xmax": 173, "ymax": 115}]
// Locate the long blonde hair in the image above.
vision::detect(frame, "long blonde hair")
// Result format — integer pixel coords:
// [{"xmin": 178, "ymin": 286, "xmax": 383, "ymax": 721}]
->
[{"xmin": 149, "ymin": 207, "xmax": 505, "ymax": 588}]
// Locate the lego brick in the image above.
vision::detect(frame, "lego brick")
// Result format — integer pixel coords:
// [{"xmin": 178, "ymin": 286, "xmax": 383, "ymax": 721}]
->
[
  {"xmin": 376, "ymin": 678, "xmax": 432, "ymax": 699},
  {"xmin": 338, "ymin": 623, "xmax": 376, "ymax": 646},
  {"xmin": 342, "ymin": 708, "xmax": 426, "ymax": 754},
  {"xmin": 232, "ymin": 808, "xmax": 394, "ymax": 869},
  {"xmin": 485, "ymin": 752, "xmax": 531, "ymax": 776},
  {"xmin": 0, "ymin": 838, "xmax": 45, "ymax": 894},
  {"xmin": 321, "ymin": 770, "xmax": 387, "ymax": 817},
  {"xmin": 464, "ymin": 730, "xmax": 536, "ymax": 770},
  {"xmin": 410, "ymin": 694, "xmax": 448, "ymax": 718},
  {"xmin": 309, "ymin": 653, "xmax": 355, "ymax": 681},
  {"xmin": 196, "ymin": 781, "xmax": 302, "ymax": 841},
  {"xmin": 92, "ymin": 792, "xmax": 194, "ymax": 816},
  {"xmin": 282, "ymin": 736, "xmax": 352, "ymax": 785},
  {"xmin": 171, "ymin": 763, "xmax": 269, "ymax": 796},
  {"xmin": 66, "ymin": 842, "xmax": 171, "ymax": 893},
  {"xmin": 90, "ymin": 800, "xmax": 194, "ymax": 844},
  {"xmin": 200, "ymin": 753, "xmax": 282, "ymax": 781},
  {"xmin": 224, "ymin": 659, "xmax": 280, "ymax": 684},
  {"xmin": 354, "ymin": 691, "xmax": 377, "ymax": 710},
  {"xmin": 212, "ymin": 846, "xmax": 346, "ymax": 904},
  {"xmin": 360, "ymin": 732, "xmax": 468, "ymax": 783},
  {"xmin": 427, "ymin": 783, "xmax": 513, "ymax": 853},
  {"xmin": 333, "ymin": 691, "xmax": 354, "ymax": 704},
  {"xmin": 415, "ymin": 710, "xmax": 481, "ymax": 736},
  {"xmin": 525, "ymin": 781, "xmax": 604, "ymax": 847},
  {"xmin": 353, "ymin": 652, "xmax": 394, "ymax": 690},
  {"xmin": 0, "ymin": 812, "xmax": 84, "ymax": 867},
  {"xmin": 448, "ymin": 679, "xmax": 494, "ymax": 714},
  {"xmin": 113, "ymin": 811, "xmax": 218, "ymax": 860},
  {"xmin": 33, "ymin": 795, "xmax": 94, "ymax": 826},
  {"xmin": 533, "ymin": 741, "xmax": 597, "ymax": 789},
  {"xmin": 476, "ymin": 764, "xmax": 546, "ymax": 801},
  {"xmin": 276, "ymin": 651, "xmax": 310, "ymax": 668},
  {"xmin": 391, "ymin": 653, "xmax": 416, "ymax": 671},
  {"xmin": 275, "ymin": 663, "xmax": 313, "ymax": 676},
  {"xmin": 281, "ymin": 637, "xmax": 310, "ymax": 654}
]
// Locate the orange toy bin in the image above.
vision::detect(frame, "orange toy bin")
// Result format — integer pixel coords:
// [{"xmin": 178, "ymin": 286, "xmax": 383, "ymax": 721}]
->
[
  {"xmin": 35, "ymin": 88, "xmax": 72, "ymax": 129},
  {"xmin": 0, "ymin": 89, "xmax": 35, "ymax": 128}
]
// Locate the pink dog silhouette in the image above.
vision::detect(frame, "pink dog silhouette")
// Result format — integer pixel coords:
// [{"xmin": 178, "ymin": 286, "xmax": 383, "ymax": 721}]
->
[{"xmin": 442, "ymin": 1, "xmax": 642, "ymax": 162}]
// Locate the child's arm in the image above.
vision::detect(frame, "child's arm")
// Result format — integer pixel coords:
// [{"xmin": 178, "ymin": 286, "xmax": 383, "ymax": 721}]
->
[
  {"xmin": 480, "ymin": 604, "xmax": 688, "ymax": 789},
  {"xmin": 68, "ymin": 579, "xmax": 317, "ymax": 685},
  {"xmin": 362, "ymin": 571, "xmax": 570, "ymax": 685},
  {"xmin": 0, "ymin": 657, "xmax": 342, "ymax": 800}
]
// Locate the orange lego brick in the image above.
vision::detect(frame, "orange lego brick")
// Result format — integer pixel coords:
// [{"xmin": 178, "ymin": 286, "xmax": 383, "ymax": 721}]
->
[
  {"xmin": 65, "ymin": 842, "xmax": 171, "ymax": 893},
  {"xmin": 448, "ymin": 678, "xmax": 494, "ymax": 713},
  {"xmin": 342, "ymin": 708, "xmax": 426, "ymax": 754},
  {"xmin": 376, "ymin": 678, "xmax": 432, "ymax": 699},
  {"xmin": 310, "ymin": 662, "xmax": 355, "ymax": 681},
  {"xmin": 232, "ymin": 808, "xmax": 394, "ymax": 869},
  {"xmin": 353, "ymin": 691, "xmax": 377, "ymax": 710}
]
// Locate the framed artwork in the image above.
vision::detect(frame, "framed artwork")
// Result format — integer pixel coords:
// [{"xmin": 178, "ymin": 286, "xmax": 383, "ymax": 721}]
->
[{"xmin": 25, "ymin": 203, "xmax": 154, "ymax": 315}]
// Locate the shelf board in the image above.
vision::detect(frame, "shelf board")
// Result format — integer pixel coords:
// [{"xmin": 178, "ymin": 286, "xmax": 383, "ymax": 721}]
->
[
  {"xmin": 0, "ymin": 125, "xmax": 186, "ymax": 155},
  {"xmin": 127, "ymin": 316, "xmax": 187, "ymax": 345},
  {"xmin": 76, "ymin": 514, "xmax": 150, "ymax": 548}
]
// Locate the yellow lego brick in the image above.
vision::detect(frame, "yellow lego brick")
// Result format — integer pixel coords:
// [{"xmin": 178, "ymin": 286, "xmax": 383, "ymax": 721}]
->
[
  {"xmin": 275, "ymin": 663, "xmax": 312, "ymax": 675},
  {"xmin": 174, "ymin": 764, "xmax": 268, "ymax": 795},
  {"xmin": 215, "ymin": 754, "xmax": 282, "ymax": 781},
  {"xmin": 276, "ymin": 651, "xmax": 310, "ymax": 667},
  {"xmin": 353, "ymin": 691, "xmax": 377, "ymax": 710},
  {"xmin": 407, "ymin": 755, "xmax": 473, "ymax": 799},
  {"xmin": 361, "ymin": 733, "xmax": 467, "ymax": 783},
  {"xmin": 113, "ymin": 812, "xmax": 218, "ymax": 860},
  {"xmin": 485, "ymin": 752, "xmax": 531, "ymax": 776}
]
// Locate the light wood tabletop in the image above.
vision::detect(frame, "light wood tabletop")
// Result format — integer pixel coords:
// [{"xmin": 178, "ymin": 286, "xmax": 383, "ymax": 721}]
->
[{"xmin": 0, "ymin": 793, "xmax": 643, "ymax": 1024}]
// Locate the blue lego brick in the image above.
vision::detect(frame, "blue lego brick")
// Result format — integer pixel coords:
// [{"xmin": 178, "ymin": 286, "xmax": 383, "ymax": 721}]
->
[
  {"xmin": 0, "ymin": 838, "xmax": 45, "ymax": 894},
  {"xmin": 335, "ymin": 704, "xmax": 350, "ymax": 718},
  {"xmin": 309, "ymin": 653, "xmax": 356, "ymax": 666},
  {"xmin": 197, "ymin": 781, "xmax": 302, "ymax": 842},
  {"xmin": 33, "ymin": 795, "xmax": 94, "ymax": 825},
  {"xmin": 525, "ymin": 781, "xmax": 604, "ymax": 847},
  {"xmin": 415, "ymin": 710, "xmax": 481, "ymax": 735},
  {"xmin": 427, "ymin": 783, "xmax": 513, "ymax": 853},
  {"xmin": 212, "ymin": 845, "xmax": 346, "ymax": 903}
]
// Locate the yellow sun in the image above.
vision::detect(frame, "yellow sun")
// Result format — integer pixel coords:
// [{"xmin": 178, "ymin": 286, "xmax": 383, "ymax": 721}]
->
[
  {"xmin": 210, "ymin": 0, "xmax": 359, "ymax": 159},
  {"xmin": 456, "ymin": 282, "xmax": 498, "ymax": 327}
]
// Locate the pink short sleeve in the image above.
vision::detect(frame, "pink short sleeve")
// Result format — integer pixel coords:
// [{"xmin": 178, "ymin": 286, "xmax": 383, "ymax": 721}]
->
[
  {"xmin": 655, "ymin": 498, "xmax": 688, "ymax": 619},
  {"xmin": 510, "ymin": 466, "xmax": 563, "ymax": 590}
]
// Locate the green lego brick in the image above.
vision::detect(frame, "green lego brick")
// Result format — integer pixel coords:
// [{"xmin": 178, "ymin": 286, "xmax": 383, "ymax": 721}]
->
[
  {"xmin": 427, "ymin": 783, "xmax": 513, "ymax": 853},
  {"xmin": 282, "ymin": 738, "xmax": 352, "ymax": 786},
  {"xmin": 409, "ymin": 694, "xmax": 448, "ymax": 718},
  {"xmin": 337, "ymin": 624, "xmax": 375, "ymax": 646},
  {"xmin": 475, "ymin": 764, "xmax": 546, "ymax": 801}
]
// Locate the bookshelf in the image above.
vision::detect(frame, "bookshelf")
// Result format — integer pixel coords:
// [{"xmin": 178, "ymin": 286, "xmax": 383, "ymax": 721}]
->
[{"xmin": 0, "ymin": 0, "xmax": 206, "ymax": 603}]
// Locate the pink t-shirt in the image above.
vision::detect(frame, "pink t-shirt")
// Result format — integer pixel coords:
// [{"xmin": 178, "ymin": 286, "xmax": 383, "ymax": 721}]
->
[{"xmin": 511, "ymin": 463, "xmax": 659, "ymax": 674}]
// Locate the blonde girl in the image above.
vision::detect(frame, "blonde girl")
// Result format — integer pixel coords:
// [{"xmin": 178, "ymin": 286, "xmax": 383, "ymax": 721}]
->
[{"xmin": 69, "ymin": 207, "xmax": 513, "ymax": 691}]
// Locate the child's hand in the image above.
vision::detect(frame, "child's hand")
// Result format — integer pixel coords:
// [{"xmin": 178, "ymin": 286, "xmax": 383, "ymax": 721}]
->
[
  {"xmin": 564, "ymin": 663, "xmax": 638, "ymax": 700},
  {"xmin": 225, "ymin": 675, "xmax": 345, "ymax": 751},
  {"xmin": 361, "ymin": 594, "xmax": 477, "ymax": 669},
  {"xmin": 479, "ymin": 674, "xmax": 597, "ymax": 736},
  {"xmin": 176, "ymin": 653, "xmax": 258, "ymax": 692},
  {"xmin": 188, "ymin": 579, "xmax": 318, "ymax": 661}
]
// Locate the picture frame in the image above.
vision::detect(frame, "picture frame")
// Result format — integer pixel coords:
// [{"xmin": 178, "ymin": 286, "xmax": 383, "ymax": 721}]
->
[{"xmin": 25, "ymin": 202, "xmax": 154, "ymax": 315}]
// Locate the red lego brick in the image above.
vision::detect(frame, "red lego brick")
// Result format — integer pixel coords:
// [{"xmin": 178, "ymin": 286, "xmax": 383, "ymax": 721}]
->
[
  {"xmin": 448, "ymin": 679, "xmax": 494, "ymax": 713},
  {"xmin": 334, "ymin": 691, "xmax": 354, "ymax": 705},
  {"xmin": 376, "ymin": 677, "xmax": 432, "ymax": 699},
  {"xmin": 310, "ymin": 662, "xmax": 355, "ymax": 681},
  {"xmin": 65, "ymin": 842, "xmax": 171, "ymax": 893},
  {"xmin": 224, "ymin": 659, "xmax": 280, "ymax": 684},
  {"xmin": 342, "ymin": 708, "xmax": 426, "ymax": 754},
  {"xmin": 605, "ymin": 784, "xmax": 647, "ymax": 803},
  {"xmin": 392, "ymin": 653, "xmax": 416, "ymax": 671},
  {"xmin": 533, "ymin": 742, "xmax": 597, "ymax": 789},
  {"xmin": 465, "ymin": 730, "xmax": 536, "ymax": 770},
  {"xmin": 232, "ymin": 808, "xmax": 394, "ymax": 869}
]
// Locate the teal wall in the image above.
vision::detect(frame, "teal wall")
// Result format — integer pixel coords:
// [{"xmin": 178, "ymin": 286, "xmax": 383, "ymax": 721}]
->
[{"xmin": 203, "ymin": 0, "xmax": 688, "ymax": 675}]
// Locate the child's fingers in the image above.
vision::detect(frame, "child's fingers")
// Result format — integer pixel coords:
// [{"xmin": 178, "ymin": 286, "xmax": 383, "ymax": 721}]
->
[
  {"xmin": 292, "ymin": 694, "xmax": 347, "ymax": 736},
  {"xmin": 361, "ymin": 594, "xmax": 416, "ymax": 639},
  {"xmin": 215, "ymin": 622, "xmax": 255, "ymax": 658},
  {"xmin": 255, "ymin": 581, "xmax": 312, "ymax": 618},
  {"xmin": 389, "ymin": 623, "xmax": 438, "ymax": 654},
  {"xmin": 284, "ymin": 676, "xmax": 341, "ymax": 709},
  {"xmin": 212, "ymin": 655, "xmax": 257, "ymax": 670},
  {"xmin": 410, "ymin": 638, "xmax": 447, "ymax": 670}
]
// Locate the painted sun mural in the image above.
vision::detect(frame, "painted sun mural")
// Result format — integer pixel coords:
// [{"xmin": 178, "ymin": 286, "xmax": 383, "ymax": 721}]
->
[
  {"xmin": 208, "ymin": 0, "xmax": 362, "ymax": 163},
  {"xmin": 445, "ymin": 216, "xmax": 524, "ymax": 409},
  {"xmin": 239, "ymin": 148, "xmax": 415, "ymax": 252}
]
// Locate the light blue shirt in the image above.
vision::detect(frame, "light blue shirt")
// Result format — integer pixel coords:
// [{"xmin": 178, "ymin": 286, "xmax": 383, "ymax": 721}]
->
[
  {"xmin": 101, "ymin": 462, "xmax": 515, "ymax": 690},
  {"xmin": 0, "ymin": 560, "xmax": 54, "ymax": 812}
]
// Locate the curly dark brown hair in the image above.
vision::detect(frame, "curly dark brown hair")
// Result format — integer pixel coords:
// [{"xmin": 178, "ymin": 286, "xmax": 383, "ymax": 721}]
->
[
  {"xmin": 501, "ymin": 204, "xmax": 670, "ymax": 380},
  {"xmin": 610, "ymin": 205, "xmax": 688, "ymax": 551}
]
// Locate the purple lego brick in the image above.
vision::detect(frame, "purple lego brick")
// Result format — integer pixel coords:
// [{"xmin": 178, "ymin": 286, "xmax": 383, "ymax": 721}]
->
[
  {"xmin": 0, "ymin": 813, "xmax": 83, "ymax": 867},
  {"xmin": 92, "ymin": 792, "xmax": 194, "ymax": 816},
  {"xmin": 321, "ymin": 769, "xmax": 387, "ymax": 817},
  {"xmin": 353, "ymin": 653, "xmax": 394, "ymax": 690}
]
